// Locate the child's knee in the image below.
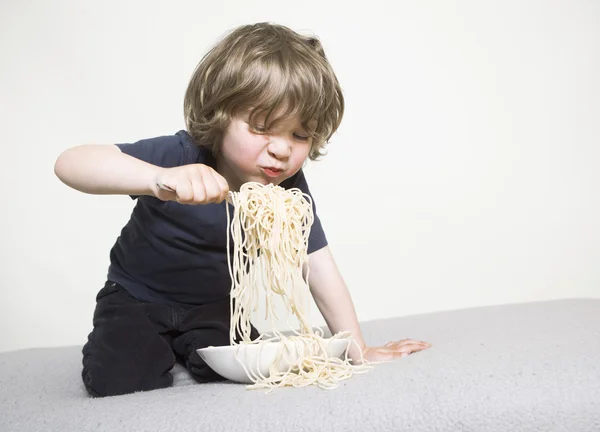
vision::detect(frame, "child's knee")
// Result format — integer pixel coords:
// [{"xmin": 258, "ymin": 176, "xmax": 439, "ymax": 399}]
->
[
  {"xmin": 81, "ymin": 335, "xmax": 176, "ymax": 397},
  {"xmin": 81, "ymin": 358, "xmax": 174, "ymax": 397}
]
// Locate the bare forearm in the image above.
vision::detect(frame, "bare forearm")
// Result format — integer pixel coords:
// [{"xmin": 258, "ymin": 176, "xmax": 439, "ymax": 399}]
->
[
  {"xmin": 307, "ymin": 247, "xmax": 366, "ymax": 360},
  {"xmin": 54, "ymin": 144, "xmax": 159, "ymax": 196},
  {"xmin": 314, "ymin": 281, "xmax": 366, "ymax": 360}
]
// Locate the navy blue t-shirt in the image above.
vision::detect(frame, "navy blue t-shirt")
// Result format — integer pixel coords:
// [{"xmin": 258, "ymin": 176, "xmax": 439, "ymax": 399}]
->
[{"xmin": 107, "ymin": 130, "xmax": 327, "ymax": 306}]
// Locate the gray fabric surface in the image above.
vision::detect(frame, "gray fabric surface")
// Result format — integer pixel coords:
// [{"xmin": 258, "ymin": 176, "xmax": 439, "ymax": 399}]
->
[{"xmin": 0, "ymin": 298, "xmax": 598, "ymax": 432}]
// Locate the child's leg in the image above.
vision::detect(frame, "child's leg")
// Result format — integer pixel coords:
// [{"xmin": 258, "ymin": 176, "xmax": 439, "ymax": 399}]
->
[
  {"xmin": 171, "ymin": 298, "xmax": 261, "ymax": 383},
  {"xmin": 81, "ymin": 282, "xmax": 176, "ymax": 397}
]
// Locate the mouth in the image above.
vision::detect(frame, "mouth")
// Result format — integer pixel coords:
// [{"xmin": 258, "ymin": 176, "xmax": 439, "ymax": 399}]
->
[{"xmin": 261, "ymin": 167, "xmax": 284, "ymax": 178}]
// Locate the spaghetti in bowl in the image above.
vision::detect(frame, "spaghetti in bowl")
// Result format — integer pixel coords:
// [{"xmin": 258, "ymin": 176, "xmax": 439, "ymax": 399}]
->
[{"xmin": 197, "ymin": 337, "xmax": 351, "ymax": 384}]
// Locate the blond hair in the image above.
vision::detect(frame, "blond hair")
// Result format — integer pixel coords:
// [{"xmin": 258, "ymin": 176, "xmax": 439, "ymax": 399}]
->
[{"xmin": 183, "ymin": 22, "xmax": 344, "ymax": 160}]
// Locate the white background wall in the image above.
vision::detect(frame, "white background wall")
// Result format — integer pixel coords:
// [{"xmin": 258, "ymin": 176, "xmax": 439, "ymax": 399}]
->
[{"xmin": 1, "ymin": 0, "xmax": 598, "ymax": 353}]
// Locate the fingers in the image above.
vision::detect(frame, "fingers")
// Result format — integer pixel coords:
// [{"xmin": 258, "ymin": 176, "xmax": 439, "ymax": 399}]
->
[
  {"xmin": 385, "ymin": 339, "xmax": 431, "ymax": 348},
  {"xmin": 175, "ymin": 178, "xmax": 194, "ymax": 204},
  {"xmin": 206, "ymin": 169, "xmax": 230, "ymax": 203},
  {"xmin": 379, "ymin": 339, "xmax": 432, "ymax": 358},
  {"xmin": 211, "ymin": 170, "xmax": 230, "ymax": 203},
  {"xmin": 190, "ymin": 174, "xmax": 208, "ymax": 204},
  {"xmin": 158, "ymin": 165, "xmax": 230, "ymax": 205},
  {"xmin": 187, "ymin": 165, "xmax": 228, "ymax": 204},
  {"xmin": 362, "ymin": 340, "xmax": 432, "ymax": 363}
]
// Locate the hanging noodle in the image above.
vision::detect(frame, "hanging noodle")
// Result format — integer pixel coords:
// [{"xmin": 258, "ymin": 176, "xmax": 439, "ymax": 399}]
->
[{"xmin": 226, "ymin": 182, "xmax": 372, "ymax": 391}]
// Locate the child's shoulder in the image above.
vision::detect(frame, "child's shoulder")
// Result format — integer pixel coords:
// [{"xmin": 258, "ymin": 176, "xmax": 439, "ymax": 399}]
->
[{"xmin": 117, "ymin": 130, "xmax": 208, "ymax": 168}]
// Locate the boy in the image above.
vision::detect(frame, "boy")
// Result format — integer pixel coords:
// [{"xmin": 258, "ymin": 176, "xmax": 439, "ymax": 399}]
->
[{"xmin": 54, "ymin": 22, "xmax": 431, "ymax": 397}]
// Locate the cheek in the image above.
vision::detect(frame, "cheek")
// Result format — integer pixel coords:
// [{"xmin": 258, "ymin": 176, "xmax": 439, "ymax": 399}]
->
[
  {"xmin": 225, "ymin": 129, "xmax": 263, "ymax": 160},
  {"xmin": 239, "ymin": 135, "xmax": 266, "ymax": 160},
  {"xmin": 292, "ymin": 146, "xmax": 311, "ymax": 167}
]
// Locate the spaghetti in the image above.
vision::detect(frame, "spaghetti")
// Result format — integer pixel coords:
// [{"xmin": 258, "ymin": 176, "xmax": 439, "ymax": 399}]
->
[{"xmin": 226, "ymin": 182, "xmax": 371, "ymax": 391}]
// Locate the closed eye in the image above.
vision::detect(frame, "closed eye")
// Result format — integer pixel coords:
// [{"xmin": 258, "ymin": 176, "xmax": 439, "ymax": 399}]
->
[
  {"xmin": 293, "ymin": 133, "xmax": 310, "ymax": 142},
  {"xmin": 249, "ymin": 123, "xmax": 310, "ymax": 142}
]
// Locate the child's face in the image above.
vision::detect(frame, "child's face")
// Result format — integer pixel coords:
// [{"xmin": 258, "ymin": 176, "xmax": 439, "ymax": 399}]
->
[{"xmin": 216, "ymin": 108, "xmax": 315, "ymax": 191}]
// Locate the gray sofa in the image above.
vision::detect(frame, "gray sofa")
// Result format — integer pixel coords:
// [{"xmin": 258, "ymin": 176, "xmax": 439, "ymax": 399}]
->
[{"xmin": 1, "ymin": 298, "xmax": 598, "ymax": 431}]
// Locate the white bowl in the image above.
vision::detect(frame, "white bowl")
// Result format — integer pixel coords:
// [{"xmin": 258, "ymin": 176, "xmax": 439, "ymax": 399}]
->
[{"xmin": 197, "ymin": 337, "xmax": 351, "ymax": 384}]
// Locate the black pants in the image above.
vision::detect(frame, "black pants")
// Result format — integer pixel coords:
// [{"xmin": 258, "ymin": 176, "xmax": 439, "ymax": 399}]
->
[{"xmin": 81, "ymin": 281, "xmax": 259, "ymax": 397}]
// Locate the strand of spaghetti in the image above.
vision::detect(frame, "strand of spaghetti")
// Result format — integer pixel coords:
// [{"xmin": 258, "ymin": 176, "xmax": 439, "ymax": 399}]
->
[{"xmin": 226, "ymin": 182, "xmax": 372, "ymax": 391}]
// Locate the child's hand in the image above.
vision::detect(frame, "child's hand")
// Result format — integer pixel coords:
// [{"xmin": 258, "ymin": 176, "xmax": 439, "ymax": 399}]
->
[
  {"xmin": 360, "ymin": 339, "xmax": 431, "ymax": 363},
  {"xmin": 152, "ymin": 164, "xmax": 229, "ymax": 204}
]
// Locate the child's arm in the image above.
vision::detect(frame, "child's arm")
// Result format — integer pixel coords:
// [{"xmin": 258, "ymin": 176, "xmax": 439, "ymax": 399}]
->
[
  {"xmin": 307, "ymin": 246, "xmax": 432, "ymax": 363},
  {"xmin": 55, "ymin": 144, "xmax": 160, "ymax": 196},
  {"xmin": 54, "ymin": 144, "xmax": 228, "ymax": 203}
]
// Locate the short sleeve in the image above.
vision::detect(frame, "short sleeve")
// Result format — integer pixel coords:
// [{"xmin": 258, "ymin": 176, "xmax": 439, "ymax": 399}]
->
[
  {"xmin": 116, "ymin": 133, "xmax": 187, "ymax": 168},
  {"xmin": 115, "ymin": 130, "xmax": 203, "ymax": 199},
  {"xmin": 281, "ymin": 170, "xmax": 328, "ymax": 254}
]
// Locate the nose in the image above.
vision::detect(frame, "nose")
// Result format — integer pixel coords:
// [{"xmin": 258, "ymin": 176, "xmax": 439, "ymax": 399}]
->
[{"xmin": 267, "ymin": 136, "xmax": 291, "ymax": 160}]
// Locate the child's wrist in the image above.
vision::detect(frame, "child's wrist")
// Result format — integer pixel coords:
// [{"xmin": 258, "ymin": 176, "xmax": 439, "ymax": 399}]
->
[{"xmin": 148, "ymin": 167, "xmax": 167, "ymax": 198}]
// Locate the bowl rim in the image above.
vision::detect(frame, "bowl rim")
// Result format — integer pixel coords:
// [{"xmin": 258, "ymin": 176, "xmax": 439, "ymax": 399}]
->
[{"xmin": 197, "ymin": 337, "xmax": 351, "ymax": 354}]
